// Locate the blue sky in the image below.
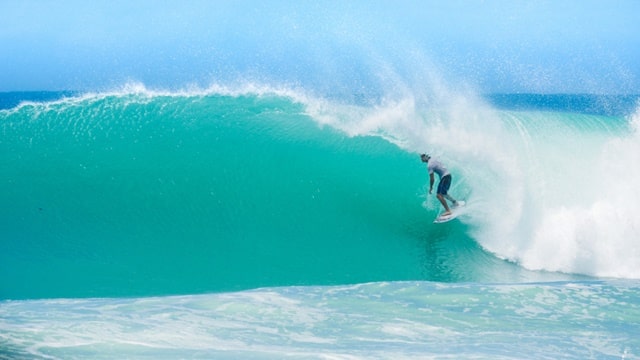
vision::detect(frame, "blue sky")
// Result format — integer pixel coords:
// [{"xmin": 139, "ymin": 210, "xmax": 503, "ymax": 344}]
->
[{"xmin": 1, "ymin": 0, "xmax": 638, "ymax": 93}]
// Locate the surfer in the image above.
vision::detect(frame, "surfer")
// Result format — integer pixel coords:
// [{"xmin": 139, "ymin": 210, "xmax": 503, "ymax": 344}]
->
[{"xmin": 421, "ymin": 154, "xmax": 459, "ymax": 216}]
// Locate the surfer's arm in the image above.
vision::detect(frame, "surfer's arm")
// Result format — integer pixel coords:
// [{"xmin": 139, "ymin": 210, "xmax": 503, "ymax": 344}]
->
[{"xmin": 429, "ymin": 173, "xmax": 435, "ymax": 194}]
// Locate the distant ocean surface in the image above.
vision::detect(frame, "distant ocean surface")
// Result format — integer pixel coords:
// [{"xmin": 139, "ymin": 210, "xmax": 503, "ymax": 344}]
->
[{"xmin": 1, "ymin": 88, "xmax": 639, "ymax": 359}]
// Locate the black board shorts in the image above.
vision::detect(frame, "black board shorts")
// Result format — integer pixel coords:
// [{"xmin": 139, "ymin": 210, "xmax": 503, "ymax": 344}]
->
[{"xmin": 437, "ymin": 174, "xmax": 452, "ymax": 195}]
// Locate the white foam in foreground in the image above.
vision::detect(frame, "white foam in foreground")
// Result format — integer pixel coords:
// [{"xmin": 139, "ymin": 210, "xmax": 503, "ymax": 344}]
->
[{"xmin": 1, "ymin": 281, "xmax": 638, "ymax": 359}]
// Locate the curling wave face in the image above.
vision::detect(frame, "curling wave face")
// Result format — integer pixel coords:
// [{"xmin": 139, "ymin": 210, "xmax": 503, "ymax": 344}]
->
[{"xmin": 1, "ymin": 86, "xmax": 638, "ymax": 299}]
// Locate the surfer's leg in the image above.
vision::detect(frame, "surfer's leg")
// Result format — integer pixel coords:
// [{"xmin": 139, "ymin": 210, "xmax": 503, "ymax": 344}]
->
[
  {"xmin": 437, "ymin": 194, "xmax": 452, "ymax": 215},
  {"xmin": 444, "ymin": 194, "xmax": 457, "ymax": 205},
  {"xmin": 438, "ymin": 175, "xmax": 456, "ymax": 208}
]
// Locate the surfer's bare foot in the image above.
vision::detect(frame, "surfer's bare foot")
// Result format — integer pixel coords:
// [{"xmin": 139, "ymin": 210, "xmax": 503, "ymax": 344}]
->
[{"xmin": 442, "ymin": 211, "xmax": 452, "ymax": 216}]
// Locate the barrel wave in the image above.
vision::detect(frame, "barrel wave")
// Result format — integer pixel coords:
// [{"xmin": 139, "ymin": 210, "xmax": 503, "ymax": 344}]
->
[
  {"xmin": 0, "ymin": 88, "xmax": 473, "ymax": 299},
  {"xmin": 1, "ymin": 87, "xmax": 639, "ymax": 300}
]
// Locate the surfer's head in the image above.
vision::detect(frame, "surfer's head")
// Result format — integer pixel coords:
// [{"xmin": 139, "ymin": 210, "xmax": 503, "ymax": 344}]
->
[{"xmin": 420, "ymin": 154, "xmax": 431, "ymax": 162}]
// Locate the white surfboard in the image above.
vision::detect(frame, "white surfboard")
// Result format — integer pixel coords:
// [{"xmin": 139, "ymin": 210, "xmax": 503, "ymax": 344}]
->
[{"xmin": 433, "ymin": 201, "xmax": 466, "ymax": 224}]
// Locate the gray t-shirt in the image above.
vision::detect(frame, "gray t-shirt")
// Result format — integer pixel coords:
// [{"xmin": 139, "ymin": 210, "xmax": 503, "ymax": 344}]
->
[{"xmin": 428, "ymin": 159, "xmax": 450, "ymax": 179}]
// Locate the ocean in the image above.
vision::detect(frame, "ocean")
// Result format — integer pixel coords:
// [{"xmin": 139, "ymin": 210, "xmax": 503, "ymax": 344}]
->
[{"xmin": 1, "ymin": 87, "xmax": 639, "ymax": 359}]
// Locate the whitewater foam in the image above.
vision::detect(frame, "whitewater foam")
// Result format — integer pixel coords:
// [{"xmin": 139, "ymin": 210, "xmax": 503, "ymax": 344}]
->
[
  {"xmin": 1, "ymin": 281, "xmax": 638, "ymax": 359},
  {"xmin": 517, "ymin": 107, "xmax": 640, "ymax": 278},
  {"xmin": 299, "ymin": 88, "xmax": 640, "ymax": 279}
]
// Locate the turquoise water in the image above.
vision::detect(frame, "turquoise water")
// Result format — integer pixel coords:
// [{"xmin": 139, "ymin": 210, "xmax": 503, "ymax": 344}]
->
[
  {"xmin": 1, "ymin": 89, "xmax": 639, "ymax": 358},
  {"xmin": 0, "ymin": 91, "xmax": 479, "ymax": 299},
  {"xmin": 3, "ymin": 89, "xmax": 624, "ymax": 299}
]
